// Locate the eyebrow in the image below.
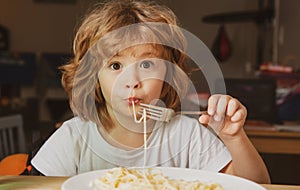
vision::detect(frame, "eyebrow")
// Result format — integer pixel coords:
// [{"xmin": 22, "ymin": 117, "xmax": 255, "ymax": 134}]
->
[{"xmin": 113, "ymin": 51, "xmax": 158, "ymax": 58}]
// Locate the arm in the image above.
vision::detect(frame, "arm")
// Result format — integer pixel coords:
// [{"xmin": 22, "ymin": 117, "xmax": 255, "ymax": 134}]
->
[{"xmin": 199, "ymin": 94, "xmax": 271, "ymax": 184}]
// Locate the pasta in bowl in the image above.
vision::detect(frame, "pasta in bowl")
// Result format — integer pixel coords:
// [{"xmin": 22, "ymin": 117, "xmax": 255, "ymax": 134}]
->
[
  {"xmin": 62, "ymin": 167, "xmax": 266, "ymax": 190},
  {"xmin": 89, "ymin": 167, "xmax": 223, "ymax": 190}
]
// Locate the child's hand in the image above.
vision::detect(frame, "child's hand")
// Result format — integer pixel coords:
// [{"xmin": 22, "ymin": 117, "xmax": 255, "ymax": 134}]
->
[{"xmin": 199, "ymin": 94, "xmax": 247, "ymax": 137}]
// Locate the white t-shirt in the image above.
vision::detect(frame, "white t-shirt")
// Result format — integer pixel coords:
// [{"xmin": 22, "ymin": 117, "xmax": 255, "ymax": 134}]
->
[{"xmin": 31, "ymin": 115, "xmax": 231, "ymax": 176}]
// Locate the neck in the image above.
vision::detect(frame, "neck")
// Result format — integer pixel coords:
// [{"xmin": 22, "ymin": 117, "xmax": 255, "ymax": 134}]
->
[{"xmin": 100, "ymin": 109, "xmax": 155, "ymax": 149}]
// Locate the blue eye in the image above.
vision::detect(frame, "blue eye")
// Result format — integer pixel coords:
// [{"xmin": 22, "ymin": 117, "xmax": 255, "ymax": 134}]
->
[
  {"xmin": 109, "ymin": 62, "xmax": 122, "ymax": 70},
  {"xmin": 140, "ymin": 60, "xmax": 153, "ymax": 69}
]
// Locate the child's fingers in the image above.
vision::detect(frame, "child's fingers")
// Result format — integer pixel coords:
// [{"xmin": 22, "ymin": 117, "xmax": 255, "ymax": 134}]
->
[
  {"xmin": 210, "ymin": 95, "xmax": 232, "ymax": 122},
  {"xmin": 207, "ymin": 95, "xmax": 218, "ymax": 115},
  {"xmin": 227, "ymin": 98, "xmax": 239, "ymax": 117},
  {"xmin": 207, "ymin": 95, "xmax": 227, "ymax": 122},
  {"xmin": 231, "ymin": 107, "xmax": 247, "ymax": 122},
  {"xmin": 199, "ymin": 114, "xmax": 210, "ymax": 124},
  {"xmin": 215, "ymin": 96, "xmax": 230, "ymax": 119},
  {"xmin": 205, "ymin": 95, "xmax": 247, "ymax": 135},
  {"xmin": 207, "ymin": 94, "xmax": 246, "ymax": 123}
]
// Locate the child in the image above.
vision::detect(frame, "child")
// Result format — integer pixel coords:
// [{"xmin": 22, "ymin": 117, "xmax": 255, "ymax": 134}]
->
[{"xmin": 31, "ymin": 0, "xmax": 270, "ymax": 184}]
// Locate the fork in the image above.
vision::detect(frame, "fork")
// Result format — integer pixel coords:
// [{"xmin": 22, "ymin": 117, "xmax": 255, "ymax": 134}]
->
[{"xmin": 138, "ymin": 103, "xmax": 207, "ymax": 122}]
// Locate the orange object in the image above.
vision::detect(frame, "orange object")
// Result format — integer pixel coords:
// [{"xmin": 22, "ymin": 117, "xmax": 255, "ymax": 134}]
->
[
  {"xmin": 0, "ymin": 154, "xmax": 28, "ymax": 175},
  {"xmin": 26, "ymin": 165, "xmax": 32, "ymax": 172}
]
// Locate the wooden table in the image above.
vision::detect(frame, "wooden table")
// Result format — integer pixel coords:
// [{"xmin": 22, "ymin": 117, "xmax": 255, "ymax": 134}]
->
[
  {"xmin": 246, "ymin": 129, "xmax": 300, "ymax": 154},
  {"xmin": 0, "ymin": 175, "xmax": 300, "ymax": 190}
]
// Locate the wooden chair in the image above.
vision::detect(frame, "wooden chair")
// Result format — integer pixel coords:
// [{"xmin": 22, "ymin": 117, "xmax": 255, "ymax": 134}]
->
[{"xmin": 0, "ymin": 114, "xmax": 26, "ymax": 160}]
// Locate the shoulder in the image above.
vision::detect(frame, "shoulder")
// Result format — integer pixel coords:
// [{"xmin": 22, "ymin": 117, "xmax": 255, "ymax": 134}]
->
[
  {"xmin": 51, "ymin": 117, "xmax": 97, "ymax": 140},
  {"xmin": 61, "ymin": 117, "xmax": 91, "ymax": 128},
  {"xmin": 59, "ymin": 117, "xmax": 95, "ymax": 132}
]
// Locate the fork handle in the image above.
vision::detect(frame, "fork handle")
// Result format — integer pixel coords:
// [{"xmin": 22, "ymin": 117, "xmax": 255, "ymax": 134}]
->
[{"xmin": 177, "ymin": 111, "xmax": 208, "ymax": 115}]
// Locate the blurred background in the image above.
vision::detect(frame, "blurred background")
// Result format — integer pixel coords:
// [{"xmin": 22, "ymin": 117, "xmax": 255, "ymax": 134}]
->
[{"xmin": 0, "ymin": 0, "xmax": 299, "ymax": 184}]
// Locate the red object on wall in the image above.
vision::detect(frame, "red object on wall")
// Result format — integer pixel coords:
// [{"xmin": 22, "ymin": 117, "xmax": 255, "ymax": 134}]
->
[{"xmin": 211, "ymin": 25, "xmax": 232, "ymax": 63}]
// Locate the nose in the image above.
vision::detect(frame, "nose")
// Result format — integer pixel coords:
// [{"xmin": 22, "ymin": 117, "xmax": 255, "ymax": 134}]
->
[
  {"xmin": 124, "ymin": 67, "xmax": 141, "ymax": 89},
  {"xmin": 126, "ymin": 79, "xmax": 141, "ymax": 89}
]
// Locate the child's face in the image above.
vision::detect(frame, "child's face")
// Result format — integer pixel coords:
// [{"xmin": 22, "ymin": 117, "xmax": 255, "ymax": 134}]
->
[{"xmin": 98, "ymin": 44, "xmax": 167, "ymax": 119}]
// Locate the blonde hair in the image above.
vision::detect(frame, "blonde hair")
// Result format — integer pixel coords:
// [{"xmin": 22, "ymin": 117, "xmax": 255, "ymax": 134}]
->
[{"xmin": 60, "ymin": 0, "xmax": 190, "ymax": 130}]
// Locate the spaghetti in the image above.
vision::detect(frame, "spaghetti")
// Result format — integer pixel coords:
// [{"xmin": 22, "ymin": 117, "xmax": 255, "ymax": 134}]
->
[
  {"xmin": 132, "ymin": 101, "xmax": 148, "ymax": 166},
  {"xmin": 89, "ymin": 167, "xmax": 224, "ymax": 190}
]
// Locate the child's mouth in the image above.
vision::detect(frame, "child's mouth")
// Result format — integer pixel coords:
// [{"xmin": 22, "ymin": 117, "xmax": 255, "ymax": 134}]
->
[{"xmin": 128, "ymin": 97, "xmax": 141, "ymax": 105}]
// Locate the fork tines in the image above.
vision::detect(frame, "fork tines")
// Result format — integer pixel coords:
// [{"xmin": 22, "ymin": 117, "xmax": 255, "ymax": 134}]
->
[{"xmin": 138, "ymin": 103, "xmax": 175, "ymax": 122}]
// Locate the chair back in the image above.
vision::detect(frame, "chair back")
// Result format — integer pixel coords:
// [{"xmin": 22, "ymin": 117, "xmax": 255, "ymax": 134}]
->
[{"xmin": 0, "ymin": 114, "xmax": 26, "ymax": 159}]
